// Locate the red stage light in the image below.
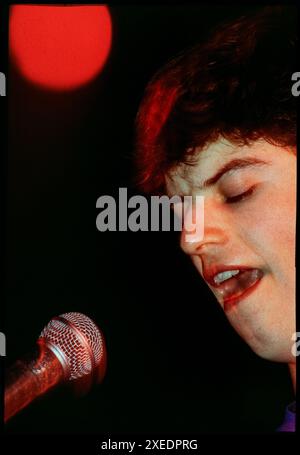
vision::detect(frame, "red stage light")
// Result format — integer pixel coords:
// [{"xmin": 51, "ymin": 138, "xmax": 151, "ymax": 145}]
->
[{"xmin": 9, "ymin": 5, "xmax": 112, "ymax": 91}]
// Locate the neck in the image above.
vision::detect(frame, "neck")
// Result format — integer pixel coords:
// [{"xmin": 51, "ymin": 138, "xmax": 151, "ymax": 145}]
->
[{"xmin": 288, "ymin": 363, "xmax": 296, "ymax": 394}]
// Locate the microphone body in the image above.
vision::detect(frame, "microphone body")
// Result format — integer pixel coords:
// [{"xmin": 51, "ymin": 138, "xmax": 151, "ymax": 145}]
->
[
  {"xmin": 5, "ymin": 345, "xmax": 65, "ymax": 422},
  {"xmin": 4, "ymin": 312, "xmax": 106, "ymax": 423}
]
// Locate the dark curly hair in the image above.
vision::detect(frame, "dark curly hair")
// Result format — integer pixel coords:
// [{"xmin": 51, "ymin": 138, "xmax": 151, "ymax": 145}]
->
[{"xmin": 135, "ymin": 6, "xmax": 297, "ymax": 194}]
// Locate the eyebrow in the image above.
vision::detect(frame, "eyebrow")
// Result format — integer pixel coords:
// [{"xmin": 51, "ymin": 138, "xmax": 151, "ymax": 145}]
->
[{"xmin": 201, "ymin": 157, "xmax": 270, "ymax": 188}]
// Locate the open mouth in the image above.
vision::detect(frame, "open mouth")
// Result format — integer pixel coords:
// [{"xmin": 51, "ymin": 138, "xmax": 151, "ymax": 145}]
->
[{"xmin": 205, "ymin": 268, "xmax": 264, "ymax": 310}]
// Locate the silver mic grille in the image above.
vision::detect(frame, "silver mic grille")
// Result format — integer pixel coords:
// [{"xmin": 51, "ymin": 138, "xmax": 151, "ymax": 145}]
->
[{"xmin": 39, "ymin": 312, "xmax": 105, "ymax": 381}]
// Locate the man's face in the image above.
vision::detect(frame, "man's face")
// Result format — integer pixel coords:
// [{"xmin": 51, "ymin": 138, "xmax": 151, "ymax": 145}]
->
[{"xmin": 166, "ymin": 139, "xmax": 296, "ymax": 362}]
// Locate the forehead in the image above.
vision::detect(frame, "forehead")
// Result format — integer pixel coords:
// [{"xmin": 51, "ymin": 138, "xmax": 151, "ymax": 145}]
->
[{"xmin": 165, "ymin": 138, "xmax": 290, "ymax": 195}]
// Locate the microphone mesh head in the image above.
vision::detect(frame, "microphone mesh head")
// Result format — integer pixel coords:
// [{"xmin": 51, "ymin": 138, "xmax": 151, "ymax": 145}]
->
[{"xmin": 39, "ymin": 312, "xmax": 105, "ymax": 381}]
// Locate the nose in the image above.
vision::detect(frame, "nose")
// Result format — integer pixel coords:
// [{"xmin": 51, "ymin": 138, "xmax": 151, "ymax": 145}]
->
[{"xmin": 180, "ymin": 198, "xmax": 229, "ymax": 256}]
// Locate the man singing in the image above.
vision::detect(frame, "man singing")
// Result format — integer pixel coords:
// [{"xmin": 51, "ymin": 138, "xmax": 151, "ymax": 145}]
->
[{"xmin": 135, "ymin": 7, "xmax": 296, "ymax": 432}]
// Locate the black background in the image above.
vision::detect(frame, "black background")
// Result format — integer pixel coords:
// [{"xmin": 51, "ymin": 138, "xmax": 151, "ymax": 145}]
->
[{"xmin": 3, "ymin": 4, "xmax": 295, "ymax": 434}]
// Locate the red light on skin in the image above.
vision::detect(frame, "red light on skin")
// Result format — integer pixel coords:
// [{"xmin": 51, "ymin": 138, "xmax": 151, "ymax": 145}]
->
[{"xmin": 9, "ymin": 5, "xmax": 112, "ymax": 91}]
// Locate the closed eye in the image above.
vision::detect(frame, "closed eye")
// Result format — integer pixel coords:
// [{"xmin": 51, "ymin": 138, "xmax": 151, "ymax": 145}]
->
[{"xmin": 225, "ymin": 186, "xmax": 256, "ymax": 204}]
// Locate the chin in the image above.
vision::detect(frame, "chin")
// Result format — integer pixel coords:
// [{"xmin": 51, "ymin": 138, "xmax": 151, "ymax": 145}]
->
[
  {"xmin": 246, "ymin": 335, "xmax": 295, "ymax": 363},
  {"xmin": 230, "ymin": 317, "xmax": 295, "ymax": 363}
]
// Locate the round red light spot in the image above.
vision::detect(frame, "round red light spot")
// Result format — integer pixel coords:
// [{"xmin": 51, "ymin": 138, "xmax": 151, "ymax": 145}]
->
[{"xmin": 10, "ymin": 5, "xmax": 112, "ymax": 90}]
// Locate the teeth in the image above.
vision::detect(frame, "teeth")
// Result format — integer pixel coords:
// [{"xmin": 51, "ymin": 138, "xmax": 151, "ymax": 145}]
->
[{"xmin": 213, "ymin": 270, "xmax": 240, "ymax": 285}]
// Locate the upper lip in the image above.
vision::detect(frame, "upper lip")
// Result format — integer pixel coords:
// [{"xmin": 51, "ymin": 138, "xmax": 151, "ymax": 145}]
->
[{"xmin": 203, "ymin": 264, "xmax": 256, "ymax": 288}]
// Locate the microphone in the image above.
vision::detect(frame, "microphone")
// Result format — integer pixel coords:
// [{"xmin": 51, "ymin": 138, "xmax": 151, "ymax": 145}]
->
[{"xmin": 4, "ymin": 312, "xmax": 107, "ymax": 423}]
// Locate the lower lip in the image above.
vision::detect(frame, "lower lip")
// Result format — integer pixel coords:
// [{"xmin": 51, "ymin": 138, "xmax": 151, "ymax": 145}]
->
[{"xmin": 223, "ymin": 276, "xmax": 263, "ymax": 312}]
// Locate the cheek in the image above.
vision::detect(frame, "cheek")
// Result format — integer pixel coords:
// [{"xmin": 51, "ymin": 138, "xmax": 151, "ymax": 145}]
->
[{"xmin": 239, "ymin": 187, "xmax": 296, "ymax": 272}]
